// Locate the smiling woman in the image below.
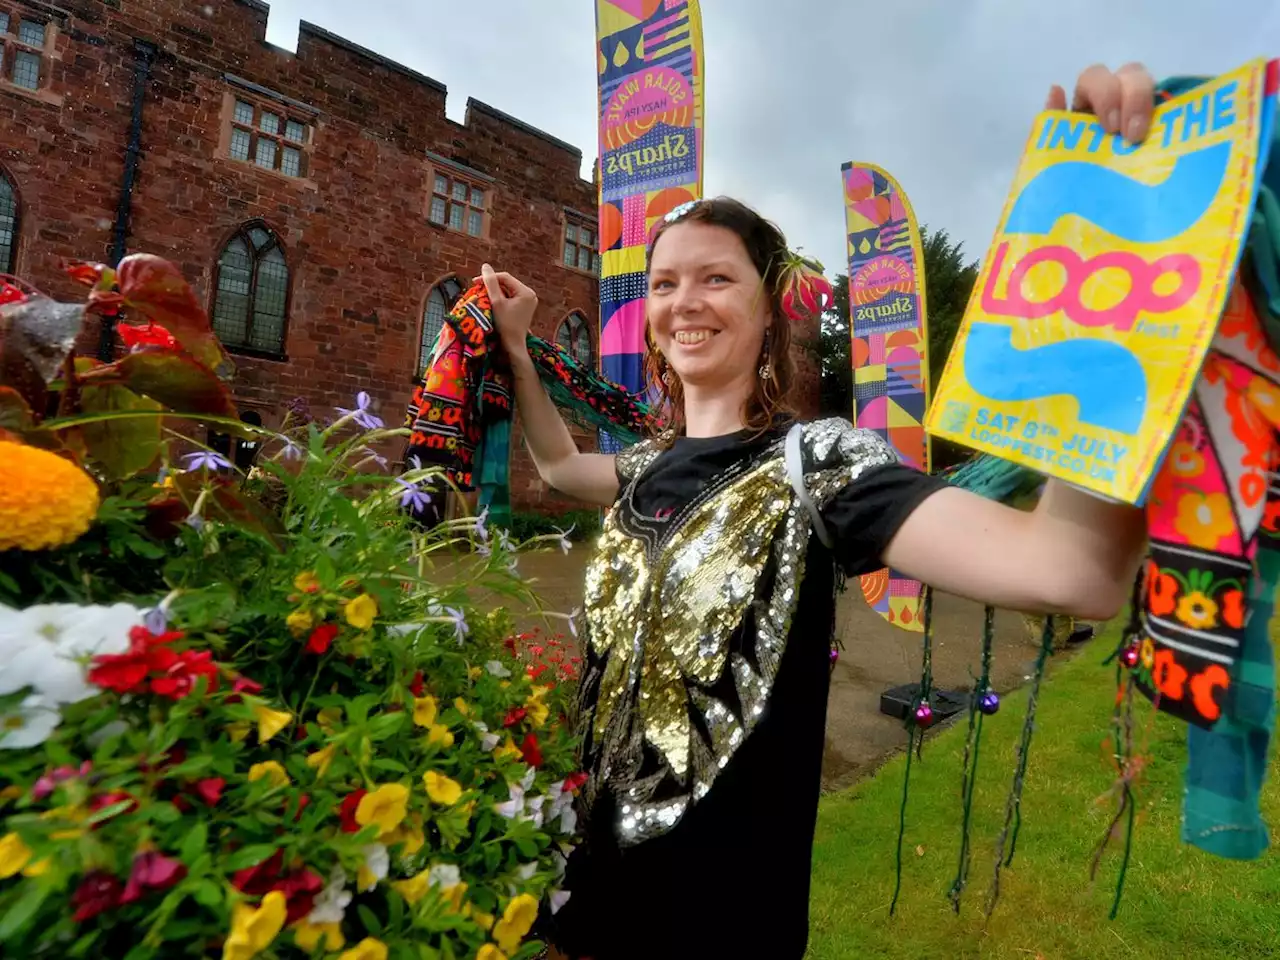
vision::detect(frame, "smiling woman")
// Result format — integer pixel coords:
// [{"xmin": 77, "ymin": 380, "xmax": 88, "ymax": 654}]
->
[{"xmin": 479, "ymin": 62, "xmax": 1157, "ymax": 960}]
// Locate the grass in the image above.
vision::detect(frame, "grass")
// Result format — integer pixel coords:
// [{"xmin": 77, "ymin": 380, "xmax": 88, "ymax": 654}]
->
[{"xmin": 807, "ymin": 624, "xmax": 1280, "ymax": 959}]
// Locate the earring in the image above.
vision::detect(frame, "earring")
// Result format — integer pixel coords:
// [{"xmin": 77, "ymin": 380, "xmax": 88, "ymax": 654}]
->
[
  {"xmin": 662, "ymin": 369, "xmax": 673, "ymax": 386},
  {"xmin": 758, "ymin": 334, "xmax": 772, "ymax": 380}
]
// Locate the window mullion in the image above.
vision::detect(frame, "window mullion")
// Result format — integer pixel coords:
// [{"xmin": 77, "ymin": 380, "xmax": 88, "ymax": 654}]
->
[{"xmin": 244, "ymin": 241, "xmax": 260, "ymax": 344}]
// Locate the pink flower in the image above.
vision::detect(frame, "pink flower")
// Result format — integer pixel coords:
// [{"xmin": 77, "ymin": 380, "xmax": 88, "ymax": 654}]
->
[
  {"xmin": 71, "ymin": 871, "xmax": 124, "ymax": 922},
  {"xmin": 120, "ymin": 851, "xmax": 187, "ymax": 904}
]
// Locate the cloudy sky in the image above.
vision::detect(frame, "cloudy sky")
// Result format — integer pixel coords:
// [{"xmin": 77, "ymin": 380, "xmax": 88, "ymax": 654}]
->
[{"xmin": 264, "ymin": 1, "xmax": 1279, "ymax": 275}]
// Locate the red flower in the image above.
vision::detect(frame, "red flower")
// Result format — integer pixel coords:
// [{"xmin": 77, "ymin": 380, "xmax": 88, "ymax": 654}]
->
[
  {"xmin": 520, "ymin": 733, "xmax": 543, "ymax": 768},
  {"xmin": 230, "ymin": 848, "xmax": 323, "ymax": 924},
  {"xmin": 563, "ymin": 772, "xmax": 588, "ymax": 793},
  {"xmin": 193, "ymin": 777, "xmax": 225, "ymax": 807},
  {"xmin": 227, "ymin": 675, "xmax": 263, "ymax": 704},
  {"xmin": 339, "ymin": 788, "xmax": 367, "ymax": 833},
  {"xmin": 0, "ymin": 281, "xmax": 26, "ymax": 306},
  {"xmin": 409, "ymin": 671, "xmax": 425, "ymax": 697},
  {"xmin": 71, "ymin": 871, "xmax": 124, "ymax": 923},
  {"xmin": 151, "ymin": 650, "xmax": 219, "ymax": 699},
  {"xmin": 527, "ymin": 663, "xmax": 549, "ymax": 680},
  {"xmin": 528, "ymin": 645, "xmax": 545, "ymax": 658},
  {"xmin": 503, "ymin": 707, "xmax": 527, "ymax": 728},
  {"xmin": 130, "ymin": 625, "xmax": 186, "ymax": 648},
  {"xmin": 306, "ymin": 623, "xmax": 340, "ymax": 655},
  {"xmin": 66, "ymin": 262, "xmax": 108, "ymax": 286},
  {"xmin": 292, "ymin": 793, "xmax": 311, "ymax": 822},
  {"xmin": 88, "ymin": 647, "xmax": 155, "ymax": 694},
  {"xmin": 118, "ymin": 322, "xmax": 178, "ymax": 351},
  {"xmin": 120, "ymin": 851, "xmax": 187, "ymax": 905}
]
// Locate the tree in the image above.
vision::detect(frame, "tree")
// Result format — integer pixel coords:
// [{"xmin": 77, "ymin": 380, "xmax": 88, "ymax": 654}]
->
[{"xmin": 819, "ymin": 225, "xmax": 979, "ymax": 424}]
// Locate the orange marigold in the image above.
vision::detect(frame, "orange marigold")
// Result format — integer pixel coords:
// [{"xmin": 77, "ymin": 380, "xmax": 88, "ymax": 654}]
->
[{"xmin": 0, "ymin": 441, "xmax": 100, "ymax": 551}]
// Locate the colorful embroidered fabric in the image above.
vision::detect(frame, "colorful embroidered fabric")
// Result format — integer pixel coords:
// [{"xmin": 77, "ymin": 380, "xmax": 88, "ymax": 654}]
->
[{"xmin": 403, "ymin": 283, "xmax": 653, "ymax": 526}]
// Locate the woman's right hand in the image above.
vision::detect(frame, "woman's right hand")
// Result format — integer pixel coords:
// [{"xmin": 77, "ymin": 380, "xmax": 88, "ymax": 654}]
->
[{"xmin": 479, "ymin": 263, "xmax": 537, "ymax": 359}]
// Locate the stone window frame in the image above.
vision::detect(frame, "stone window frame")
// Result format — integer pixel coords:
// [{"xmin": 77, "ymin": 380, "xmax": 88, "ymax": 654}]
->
[
  {"xmin": 561, "ymin": 209, "xmax": 601, "ymax": 276},
  {"xmin": 415, "ymin": 276, "xmax": 463, "ymax": 379},
  {"xmin": 0, "ymin": 165, "xmax": 19, "ymax": 275},
  {"xmin": 0, "ymin": 7, "xmax": 55, "ymax": 97},
  {"xmin": 425, "ymin": 153, "xmax": 493, "ymax": 240},
  {"xmin": 218, "ymin": 84, "xmax": 317, "ymax": 182},
  {"xmin": 209, "ymin": 221, "xmax": 292, "ymax": 361},
  {"xmin": 554, "ymin": 311, "xmax": 595, "ymax": 369}
]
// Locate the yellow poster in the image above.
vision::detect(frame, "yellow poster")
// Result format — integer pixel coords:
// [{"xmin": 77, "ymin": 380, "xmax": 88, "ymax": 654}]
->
[{"xmin": 927, "ymin": 59, "xmax": 1273, "ymax": 504}]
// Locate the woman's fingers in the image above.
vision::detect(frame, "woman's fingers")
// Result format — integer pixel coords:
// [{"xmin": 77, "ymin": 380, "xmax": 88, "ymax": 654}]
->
[{"xmin": 479, "ymin": 263, "xmax": 505, "ymax": 303}]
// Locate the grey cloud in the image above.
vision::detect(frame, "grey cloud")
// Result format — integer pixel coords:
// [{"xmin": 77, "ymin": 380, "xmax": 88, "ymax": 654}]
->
[{"xmin": 271, "ymin": 0, "xmax": 1277, "ymax": 274}]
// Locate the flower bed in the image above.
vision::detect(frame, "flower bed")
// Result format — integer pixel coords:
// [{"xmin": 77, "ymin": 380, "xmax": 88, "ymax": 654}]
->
[{"xmin": 0, "ymin": 259, "xmax": 581, "ymax": 959}]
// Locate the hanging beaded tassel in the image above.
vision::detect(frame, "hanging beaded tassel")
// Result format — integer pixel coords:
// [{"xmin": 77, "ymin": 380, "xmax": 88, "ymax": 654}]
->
[
  {"xmin": 890, "ymin": 586, "xmax": 935, "ymax": 915},
  {"xmin": 985, "ymin": 614, "xmax": 1057, "ymax": 918},
  {"xmin": 948, "ymin": 605, "xmax": 998, "ymax": 913},
  {"xmin": 1092, "ymin": 571, "xmax": 1149, "ymax": 919}
]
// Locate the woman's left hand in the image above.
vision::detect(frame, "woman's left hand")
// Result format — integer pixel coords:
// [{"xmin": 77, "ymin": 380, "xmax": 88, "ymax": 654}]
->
[{"xmin": 1046, "ymin": 62, "xmax": 1156, "ymax": 144}]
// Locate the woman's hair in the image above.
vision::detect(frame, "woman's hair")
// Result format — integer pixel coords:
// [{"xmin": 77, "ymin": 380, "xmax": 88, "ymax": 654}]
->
[{"xmin": 642, "ymin": 196, "xmax": 797, "ymax": 442}]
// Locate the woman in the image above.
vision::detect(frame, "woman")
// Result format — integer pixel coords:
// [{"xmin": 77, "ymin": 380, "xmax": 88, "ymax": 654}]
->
[{"xmin": 486, "ymin": 65, "xmax": 1156, "ymax": 960}]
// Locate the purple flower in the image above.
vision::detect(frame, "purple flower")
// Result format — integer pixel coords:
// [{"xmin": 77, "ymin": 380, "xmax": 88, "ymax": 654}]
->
[
  {"xmin": 555, "ymin": 526, "xmax": 574, "ymax": 555},
  {"xmin": 182, "ymin": 451, "xmax": 232, "ymax": 472},
  {"xmin": 143, "ymin": 607, "xmax": 168, "ymax": 635},
  {"xmin": 567, "ymin": 608, "xmax": 579, "ymax": 639},
  {"xmin": 395, "ymin": 477, "xmax": 432, "ymax": 513},
  {"xmin": 475, "ymin": 506, "xmax": 490, "ymax": 542},
  {"xmin": 284, "ymin": 396, "xmax": 313, "ymax": 425},
  {"xmin": 336, "ymin": 391, "xmax": 384, "ymax": 431},
  {"xmin": 280, "ymin": 438, "xmax": 304, "ymax": 462},
  {"xmin": 362, "ymin": 447, "xmax": 389, "ymax": 470},
  {"xmin": 184, "ymin": 514, "xmax": 205, "ymax": 533},
  {"xmin": 445, "ymin": 607, "xmax": 469, "ymax": 644}
]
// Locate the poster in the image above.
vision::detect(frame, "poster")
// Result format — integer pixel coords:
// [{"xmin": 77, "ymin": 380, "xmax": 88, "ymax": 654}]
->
[
  {"xmin": 595, "ymin": 0, "xmax": 705, "ymax": 450},
  {"xmin": 844, "ymin": 163, "xmax": 930, "ymax": 631},
  {"xmin": 926, "ymin": 60, "xmax": 1274, "ymax": 504}
]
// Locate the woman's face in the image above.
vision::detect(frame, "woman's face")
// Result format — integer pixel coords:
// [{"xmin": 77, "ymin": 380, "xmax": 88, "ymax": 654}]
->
[{"xmin": 647, "ymin": 221, "xmax": 770, "ymax": 390}]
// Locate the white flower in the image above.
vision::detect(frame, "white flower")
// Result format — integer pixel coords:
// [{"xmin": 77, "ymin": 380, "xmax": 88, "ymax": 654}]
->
[
  {"xmin": 485, "ymin": 660, "xmax": 511, "ymax": 678},
  {"xmin": 550, "ymin": 889, "xmax": 572, "ymax": 915},
  {"xmin": 308, "ymin": 866, "xmax": 352, "ymax": 924},
  {"xmin": 360, "ymin": 844, "xmax": 389, "ymax": 891},
  {"xmin": 558, "ymin": 805, "xmax": 578, "ymax": 834},
  {"xmin": 555, "ymin": 527, "xmax": 574, "ymax": 555},
  {"xmin": 516, "ymin": 862, "xmax": 538, "ymax": 881},
  {"xmin": 472, "ymin": 721, "xmax": 501, "ymax": 752},
  {"xmin": 520, "ymin": 766, "xmax": 537, "ymax": 792},
  {"xmin": 525, "ymin": 795, "xmax": 546, "ymax": 828},
  {"xmin": 428, "ymin": 863, "xmax": 461, "ymax": 889},
  {"xmin": 493, "ymin": 783, "xmax": 525, "ymax": 820},
  {"xmin": 0, "ymin": 694, "xmax": 61, "ymax": 750}
]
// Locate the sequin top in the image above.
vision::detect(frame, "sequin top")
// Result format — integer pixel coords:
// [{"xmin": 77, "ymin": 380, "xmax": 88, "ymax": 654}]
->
[{"xmin": 552, "ymin": 418, "xmax": 947, "ymax": 960}]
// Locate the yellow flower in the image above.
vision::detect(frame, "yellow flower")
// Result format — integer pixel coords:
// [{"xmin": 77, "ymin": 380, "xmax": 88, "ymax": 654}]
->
[
  {"xmin": 424, "ymin": 770, "xmax": 462, "ymax": 806},
  {"xmin": 0, "ymin": 832, "xmax": 33, "ymax": 879},
  {"xmin": 293, "ymin": 570, "xmax": 321, "ymax": 594},
  {"xmin": 391, "ymin": 871, "xmax": 430, "ymax": 905},
  {"xmin": 286, "ymin": 609, "xmax": 314, "ymax": 636},
  {"xmin": 248, "ymin": 761, "xmax": 290, "ymax": 788},
  {"xmin": 494, "ymin": 736, "xmax": 521, "ymax": 762},
  {"xmin": 355, "ymin": 783, "xmax": 410, "ymax": 838},
  {"xmin": 254, "ymin": 704, "xmax": 292, "ymax": 742},
  {"xmin": 306, "ymin": 744, "xmax": 337, "ymax": 778},
  {"xmin": 344, "ymin": 593, "xmax": 378, "ymax": 630},
  {"xmin": 477, "ymin": 947, "xmax": 506, "ymax": 960},
  {"xmin": 426, "ymin": 724, "xmax": 455, "ymax": 749},
  {"xmin": 227, "ymin": 721, "xmax": 251, "ymax": 743},
  {"xmin": 0, "ymin": 441, "xmax": 100, "ymax": 552},
  {"xmin": 293, "ymin": 920, "xmax": 345, "ymax": 952},
  {"xmin": 1176, "ymin": 591, "xmax": 1220, "ymax": 630},
  {"xmin": 223, "ymin": 889, "xmax": 287, "ymax": 960},
  {"xmin": 413, "ymin": 696, "xmax": 438, "ymax": 727},
  {"xmin": 1174, "ymin": 492, "xmax": 1236, "ymax": 550},
  {"xmin": 524, "ymin": 697, "xmax": 549, "ymax": 729},
  {"xmin": 473, "ymin": 910, "xmax": 495, "ymax": 932},
  {"xmin": 493, "ymin": 893, "xmax": 539, "ymax": 954},
  {"xmin": 454, "ymin": 697, "xmax": 471, "ymax": 717},
  {"xmin": 316, "ymin": 707, "xmax": 343, "ymax": 733},
  {"xmin": 467, "ymin": 666, "xmax": 483, "ymax": 681},
  {"xmin": 338, "ymin": 939, "xmax": 388, "ymax": 960},
  {"xmin": 444, "ymin": 881, "xmax": 468, "ymax": 913},
  {"xmin": 22, "ymin": 857, "xmax": 51, "ymax": 877},
  {"xmin": 41, "ymin": 804, "xmax": 87, "ymax": 840},
  {"xmin": 390, "ymin": 813, "xmax": 425, "ymax": 854}
]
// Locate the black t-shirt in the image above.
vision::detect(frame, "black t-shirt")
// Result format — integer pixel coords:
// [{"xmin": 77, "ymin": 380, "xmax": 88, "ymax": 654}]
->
[{"xmin": 551, "ymin": 422, "xmax": 945, "ymax": 960}]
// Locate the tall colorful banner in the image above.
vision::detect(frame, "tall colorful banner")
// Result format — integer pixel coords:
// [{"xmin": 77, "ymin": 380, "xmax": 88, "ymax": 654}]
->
[
  {"xmin": 843, "ymin": 163, "xmax": 930, "ymax": 632},
  {"xmin": 595, "ymin": 0, "xmax": 705, "ymax": 449},
  {"xmin": 927, "ymin": 60, "xmax": 1274, "ymax": 504}
]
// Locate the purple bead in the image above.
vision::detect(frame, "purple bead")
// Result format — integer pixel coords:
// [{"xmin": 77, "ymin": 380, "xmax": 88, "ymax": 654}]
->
[
  {"xmin": 914, "ymin": 703, "xmax": 934, "ymax": 728},
  {"xmin": 979, "ymin": 691, "xmax": 1000, "ymax": 715},
  {"xmin": 1120, "ymin": 644, "xmax": 1141, "ymax": 669},
  {"xmin": 829, "ymin": 648, "xmax": 839, "ymax": 666}
]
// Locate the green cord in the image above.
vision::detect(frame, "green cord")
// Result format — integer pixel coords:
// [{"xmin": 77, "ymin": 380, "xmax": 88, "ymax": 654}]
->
[
  {"xmin": 1110, "ymin": 783, "xmax": 1137, "ymax": 920},
  {"xmin": 986, "ymin": 614, "xmax": 1056, "ymax": 917},
  {"xmin": 949, "ymin": 605, "xmax": 995, "ymax": 912},
  {"xmin": 890, "ymin": 724, "xmax": 917, "ymax": 916}
]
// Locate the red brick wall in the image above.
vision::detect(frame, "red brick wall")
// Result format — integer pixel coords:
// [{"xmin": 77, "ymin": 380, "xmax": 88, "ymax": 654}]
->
[{"xmin": 0, "ymin": 0, "xmax": 817, "ymax": 514}]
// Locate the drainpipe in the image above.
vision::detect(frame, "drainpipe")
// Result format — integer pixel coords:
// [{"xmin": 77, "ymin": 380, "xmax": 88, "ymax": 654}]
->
[{"xmin": 99, "ymin": 38, "xmax": 155, "ymax": 361}]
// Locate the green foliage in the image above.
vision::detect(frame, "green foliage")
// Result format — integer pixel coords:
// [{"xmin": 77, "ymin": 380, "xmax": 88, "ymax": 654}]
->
[{"xmin": 502, "ymin": 510, "xmax": 602, "ymax": 545}]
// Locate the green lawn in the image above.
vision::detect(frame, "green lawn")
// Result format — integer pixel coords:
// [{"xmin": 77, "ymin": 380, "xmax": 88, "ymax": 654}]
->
[{"xmin": 808, "ymin": 628, "xmax": 1280, "ymax": 959}]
